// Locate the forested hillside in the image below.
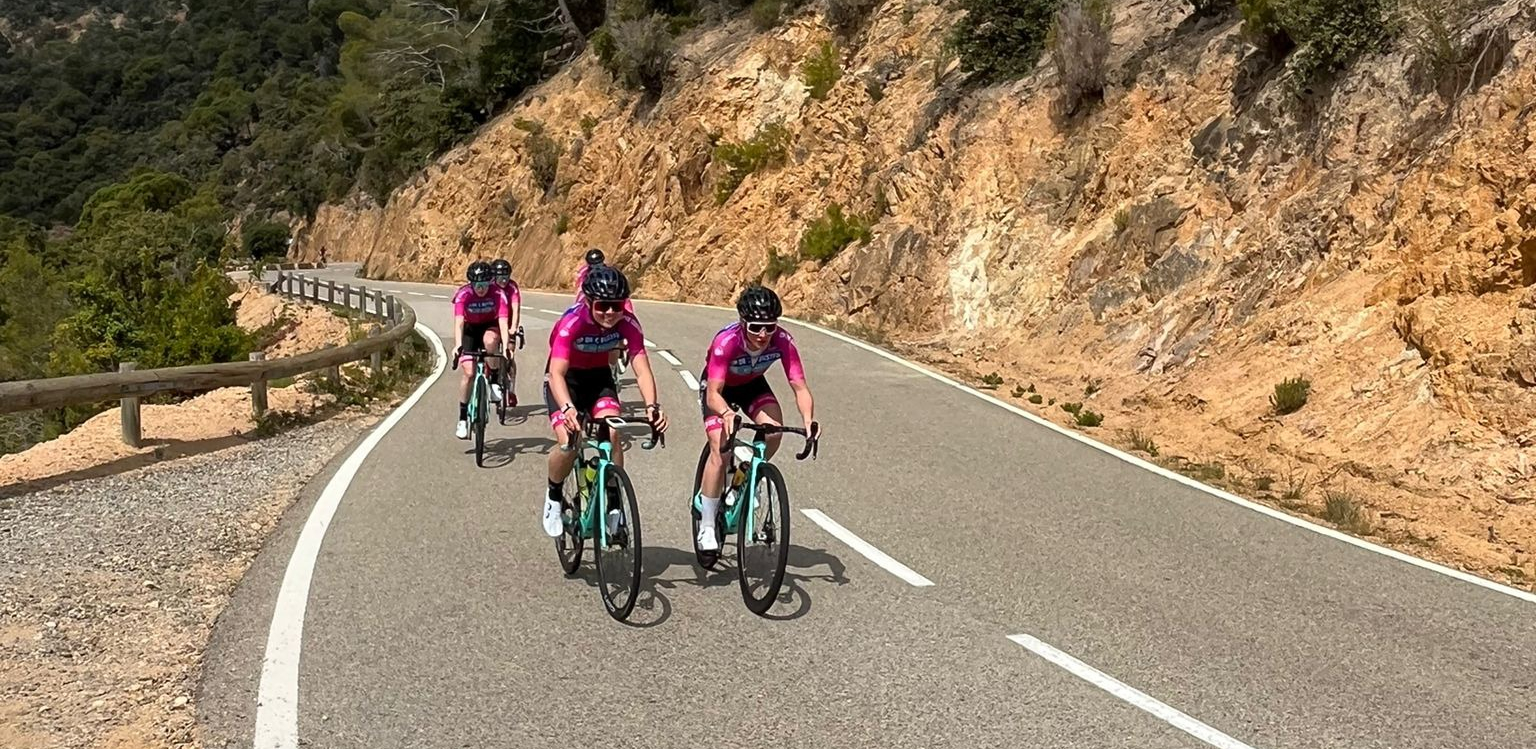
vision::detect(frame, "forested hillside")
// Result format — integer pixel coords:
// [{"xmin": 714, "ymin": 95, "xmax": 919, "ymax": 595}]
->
[{"xmin": 0, "ymin": 0, "xmax": 591, "ymax": 452}]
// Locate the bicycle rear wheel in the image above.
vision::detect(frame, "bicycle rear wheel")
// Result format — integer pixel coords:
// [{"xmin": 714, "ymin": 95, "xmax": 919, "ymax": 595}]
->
[
  {"xmin": 737, "ymin": 462, "xmax": 789, "ymax": 615},
  {"xmin": 690, "ymin": 444, "xmax": 724, "ymax": 570},
  {"xmin": 595, "ymin": 464, "xmax": 642, "ymax": 621},
  {"xmin": 473, "ymin": 376, "xmax": 488, "ymax": 467},
  {"xmin": 555, "ymin": 464, "xmax": 584, "ymax": 575}
]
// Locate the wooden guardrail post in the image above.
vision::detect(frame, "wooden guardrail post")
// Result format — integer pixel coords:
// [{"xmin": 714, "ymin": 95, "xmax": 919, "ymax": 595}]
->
[
  {"xmin": 250, "ymin": 352, "xmax": 268, "ymax": 419},
  {"xmin": 342, "ymin": 283, "xmax": 353, "ymax": 310},
  {"xmin": 326, "ymin": 280, "xmax": 335, "ymax": 304},
  {"xmin": 119, "ymin": 362, "xmax": 140, "ymax": 447}
]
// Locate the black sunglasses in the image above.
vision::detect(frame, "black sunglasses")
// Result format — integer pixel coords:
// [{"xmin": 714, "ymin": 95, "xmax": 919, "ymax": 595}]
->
[
  {"xmin": 590, "ymin": 300, "xmax": 624, "ymax": 313},
  {"xmin": 744, "ymin": 321, "xmax": 778, "ymax": 335}
]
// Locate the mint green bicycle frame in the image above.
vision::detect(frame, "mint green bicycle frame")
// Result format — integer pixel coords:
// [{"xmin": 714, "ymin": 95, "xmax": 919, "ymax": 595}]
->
[
  {"xmin": 568, "ymin": 428, "xmax": 620, "ymax": 545},
  {"xmin": 694, "ymin": 437, "xmax": 769, "ymax": 540}
]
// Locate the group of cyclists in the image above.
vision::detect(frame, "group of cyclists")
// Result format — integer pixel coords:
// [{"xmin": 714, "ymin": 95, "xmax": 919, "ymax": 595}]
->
[{"xmin": 449, "ymin": 248, "xmax": 821, "ymax": 553}]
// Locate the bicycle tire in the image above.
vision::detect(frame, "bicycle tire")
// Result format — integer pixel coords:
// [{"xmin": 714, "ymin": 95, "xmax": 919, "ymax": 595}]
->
[
  {"xmin": 473, "ymin": 375, "xmax": 488, "ymax": 467},
  {"xmin": 555, "ymin": 460, "xmax": 584, "ymax": 575},
  {"xmin": 689, "ymin": 443, "xmax": 724, "ymax": 570},
  {"xmin": 594, "ymin": 464, "xmax": 643, "ymax": 622},
  {"xmin": 737, "ymin": 462, "xmax": 789, "ymax": 615}
]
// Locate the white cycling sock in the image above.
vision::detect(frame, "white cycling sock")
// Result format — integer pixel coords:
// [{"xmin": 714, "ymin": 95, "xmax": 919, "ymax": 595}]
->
[{"xmin": 700, "ymin": 495, "xmax": 721, "ymax": 519}]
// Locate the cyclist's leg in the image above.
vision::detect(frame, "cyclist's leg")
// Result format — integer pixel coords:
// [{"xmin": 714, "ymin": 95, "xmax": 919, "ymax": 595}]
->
[
  {"xmin": 544, "ymin": 376, "xmax": 578, "ymax": 481},
  {"xmin": 700, "ymin": 381, "xmax": 730, "ymax": 499},
  {"xmin": 745, "ymin": 383, "xmax": 785, "ymax": 461},
  {"xmin": 590, "ymin": 372, "xmax": 623, "ymax": 468},
  {"xmin": 482, "ymin": 327, "xmax": 502, "ymax": 374}
]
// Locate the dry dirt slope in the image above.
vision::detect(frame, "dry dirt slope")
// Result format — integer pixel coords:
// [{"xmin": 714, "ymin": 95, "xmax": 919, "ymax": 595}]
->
[{"xmin": 291, "ymin": 0, "xmax": 1536, "ymax": 588}]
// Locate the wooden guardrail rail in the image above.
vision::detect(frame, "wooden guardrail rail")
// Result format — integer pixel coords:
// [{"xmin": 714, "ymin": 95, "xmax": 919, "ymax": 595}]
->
[{"xmin": 0, "ymin": 271, "xmax": 419, "ymax": 446}]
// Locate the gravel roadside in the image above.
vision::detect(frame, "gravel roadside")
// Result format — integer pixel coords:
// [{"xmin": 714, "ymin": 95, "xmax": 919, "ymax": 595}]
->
[{"xmin": 0, "ymin": 410, "xmax": 386, "ymax": 749}]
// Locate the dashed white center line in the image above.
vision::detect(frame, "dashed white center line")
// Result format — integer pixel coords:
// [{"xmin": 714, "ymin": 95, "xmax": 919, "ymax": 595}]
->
[
  {"xmin": 799, "ymin": 509, "xmax": 934, "ymax": 587},
  {"xmin": 407, "ymin": 291, "xmax": 426, "ymax": 296},
  {"xmin": 539, "ymin": 308, "xmax": 564, "ymax": 315},
  {"xmin": 1005, "ymin": 634, "xmax": 1256, "ymax": 749},
  {"xmin": 429, "ymin": 294, "xmax": 449, "ymax": 299},
  {"xmin": 643, "ymin": 338, "xmax": 656, "ymax": 348},
  {"xmin": 657, "ymin": 350, "xmax": 682, "ymax": 366},
  {"xmin": 679, "ymin": 369, "xmax": 700, "ymax": 390}
]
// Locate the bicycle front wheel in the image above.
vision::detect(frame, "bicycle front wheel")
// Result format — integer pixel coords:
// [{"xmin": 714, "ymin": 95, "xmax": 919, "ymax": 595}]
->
[
  {"xmin": 595, "ymin": 464, "xmax": 643, "ymax": 621},
  {"xmin": 473, "ymin": 376, "xmax": 488, "ymax": 467},
  {"xmin": 737, "ymin": 462, "xmax": 789, "ymax": 615}
]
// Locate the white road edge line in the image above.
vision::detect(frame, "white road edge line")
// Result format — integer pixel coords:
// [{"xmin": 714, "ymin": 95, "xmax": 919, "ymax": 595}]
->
[
  {"xmin": 1006, "ymin": 634, "xmax": 1256, "ymax": 749},
  {"xmin": 253, "ymin": 323, "xmax": 449, "ymax": 749},
  {"xmin": 800, "ymin": 509, "xmax": 934, "ymax": 587},
  {"xmin": 679, "ymin": 369, "xmax": 700, "ymax": 390},
  {"xmin": 780, "ymin": 317, "xmax": 1536, "ymax": 606},
  {"xmin": 657, "ymin": 350, "xmax": 682, "ymax": 366}
]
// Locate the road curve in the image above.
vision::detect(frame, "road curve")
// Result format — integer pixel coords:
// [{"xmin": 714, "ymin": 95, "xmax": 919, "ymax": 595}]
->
[{"xmin": 199, "ymin": 265, "xmax": 1535, "ymax": 749}]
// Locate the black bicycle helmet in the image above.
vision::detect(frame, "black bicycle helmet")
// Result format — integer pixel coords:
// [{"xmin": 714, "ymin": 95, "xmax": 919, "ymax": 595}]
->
[
  {"xmin": 490, "ymin": 258, "xmax": 512, "ymax": 277},
  {"xmin": 585, "ymin": 248, "xmax": 605, "ymax": 266},
  {"xmin": 467, "ymin": 260, "xmax": 493, "ymax": 283},
  {"xmin": 581, "ymin": 264, "xmax": 630, "ymax": 301},
  {"xmin": 736, "ymin": 284, "xmax": 782, "ymax": 322}
]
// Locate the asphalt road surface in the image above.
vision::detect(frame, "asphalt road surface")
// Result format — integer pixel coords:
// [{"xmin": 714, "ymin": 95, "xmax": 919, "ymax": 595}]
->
[{"xmin": 200, "ymin": 265, "xmax": 1536, "ymax": 749}]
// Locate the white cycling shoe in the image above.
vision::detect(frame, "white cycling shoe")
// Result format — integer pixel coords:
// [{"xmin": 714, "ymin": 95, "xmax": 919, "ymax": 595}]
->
[
  {"xmin": 696, "ymin": 524, "xmax": 720, "ymax": 552},
  {"xmin": 455, "ymin": 420, "xmax": 469, "ymax": 439},
  {"xmin": 542, "ymin": 497, "xmax": 564, "ymax": 538},
  {"xmin": 490, "ymin": 383, "xmax": 503, "ymax": 403}
]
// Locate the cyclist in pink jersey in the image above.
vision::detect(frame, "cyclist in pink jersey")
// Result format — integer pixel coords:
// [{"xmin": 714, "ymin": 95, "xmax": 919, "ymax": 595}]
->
[
  {"xmin": 573, "ymin": 248, "xmax": 634, "ymax": 377},
  {"xmin": 451, "ymin": 261, "xmax": 511, "ymax": 439},
  {"xmin": 539, "ymin": 264, "xmax": 668, "ymax": 537},
  {"xmin": 489, "ymin": 258, "xmax": 523, "ymax": 408},
  {"xmin": 693, "ymin": 284, "xmax": 819, "ymax": 552}
]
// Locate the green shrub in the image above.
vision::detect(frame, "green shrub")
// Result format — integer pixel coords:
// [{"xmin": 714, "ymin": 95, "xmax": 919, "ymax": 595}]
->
[
  {"xmin": 713, "ymin": 122, "xmax": 792, "ymax": 204},
  {"xmin": 798, "ymin": 203, "xmax": 872, "ymax": 263},
  {"xmin": 1074, "ymin": 409, "xmax": 1103, "ymax": 427},
  {"xmin": 1240, "ymin": 0, "xmax": 1393, "ymax": 89},
  {"xmin": 556, "ymin": 214, "xmax": 570, "ymax": 234},
  {"xmin": 526, "ymin": 128, "xmax": 563, "ymax": 193},
  {"xmin": 242, "ymin": 221, "xmax": 290, "ymax": 260},
  {"xmin": 1190, "ymin": 0, "xmax": 1230, "ymax": 15},
  {"xmin": 763, "ymin": 249, "xmax": 799, "ymax": 281},
  {"xmin": 751, "ymin": 0, "xmax": 785, "ymax": 29},
  {"xmin": 826, "ymin": 0, "xmax": 879, "ymax": 36},
  {"xmin": 593, "ymin": 15, "xmax": 675, "ymax": 93},
  {"xmin": 802, "ymin": 41, "xmax": 842, "ymax": 100},
  {"xmin": 1271, "ymin": 376, "xmax": 1311, "ymax": 414},
  {"xmin": 1061, "ymin": 401, "xmax": 1083, "ymax": 415},
  {"xmin": 951, "ymin": 0, "xmax": 1062, "ymax": 83},
  {"xmin": 580, "ymin": 114, "xmax": 599, "ymax": 138},
  {"xmin": 1028, "ymin": 394, "xmax": 1044, "ymax": 404},
  {"xmin": 1323, "ymin": 490, "xmax": 1372, "ymax": 533},
  {"xmin": 980, "ymin": 373, "xmax": 1004, "ymax": 389},
  {"xmin": 1127, "ymin": 428, "xmax": 1158, "ymax": 456}
]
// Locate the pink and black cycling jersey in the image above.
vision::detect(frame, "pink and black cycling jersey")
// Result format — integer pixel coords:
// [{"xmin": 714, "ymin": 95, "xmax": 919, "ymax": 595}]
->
[
  {"xmin": 452, "ymin": 284, "xmax": 509, "ymax": 325},
  {"xmin": 548, "ymin": 305, "xmax": 647, "ymax": 371},
  {"xmin": 703, "ymin": 323, "xmax": 806, "ymax": 387},
  {"xmin": 493, "ymin": 279, "xmax": 522, "ymax": 308}
]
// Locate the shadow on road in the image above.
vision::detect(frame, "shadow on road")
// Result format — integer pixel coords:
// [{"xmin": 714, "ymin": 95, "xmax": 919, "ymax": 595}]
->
[
  {"xmin": 469, "ymin": 434, "xmax": 556, "ymax": 468},
  {"xmin": 641, "ymin": 542, "xmax": 852, "ymax": 622}
]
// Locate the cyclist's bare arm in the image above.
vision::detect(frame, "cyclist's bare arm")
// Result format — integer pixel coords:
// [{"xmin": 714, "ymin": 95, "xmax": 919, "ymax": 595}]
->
[
  {"xmin": 627, "ymin": 351, "xmax": 661, "ymax": 410},
  {"xmin": 788, "ymin": 378, "xmax": 816, "ymax": 430}
]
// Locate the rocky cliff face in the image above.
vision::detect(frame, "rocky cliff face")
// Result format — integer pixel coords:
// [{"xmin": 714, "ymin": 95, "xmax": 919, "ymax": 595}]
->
[{"xmin": 294, "ymin": 0, "xmax": 1536, "ymax": 587}]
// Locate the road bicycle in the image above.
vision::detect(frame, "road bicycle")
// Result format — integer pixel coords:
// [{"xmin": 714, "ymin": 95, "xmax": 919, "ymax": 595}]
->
[
  {"xmin": 555, "ymin": 412, "xmax": 664, "ymax": 622},
  {"xmin": 690, "ymin": 408, "xmax": 818, "ymax": 615},
  {"xmin": 495, "ymin": 326, "xmax": 525, "ymax": 425},
  {"xmin": 456, "ymin": 349, "xmax": 504, "ymax": 467}
]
